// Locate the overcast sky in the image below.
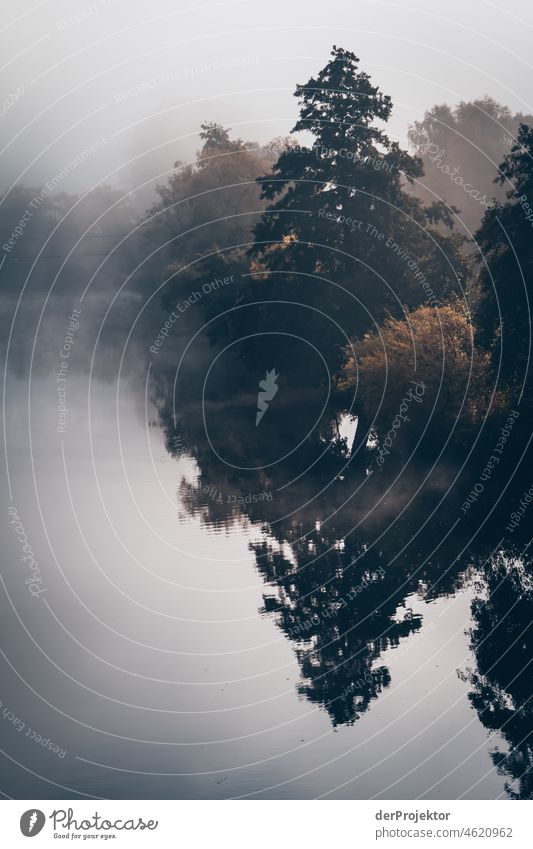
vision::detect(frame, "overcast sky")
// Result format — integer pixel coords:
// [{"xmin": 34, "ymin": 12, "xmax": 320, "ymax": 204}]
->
[{"xmin": 1, "ymin": 0, "xmax": 532, "ymax": 196}]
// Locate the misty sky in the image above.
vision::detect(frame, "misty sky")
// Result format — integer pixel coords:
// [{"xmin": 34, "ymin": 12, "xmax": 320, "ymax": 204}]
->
[{"xmin": 1, "ymin": 0, "xmax": 532, "ymax": 196}]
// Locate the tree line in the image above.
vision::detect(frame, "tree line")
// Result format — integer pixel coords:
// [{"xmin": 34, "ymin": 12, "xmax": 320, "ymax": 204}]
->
[{"xmin": 148, "ymin": 46, "xmax": 532, "ymax": 480}]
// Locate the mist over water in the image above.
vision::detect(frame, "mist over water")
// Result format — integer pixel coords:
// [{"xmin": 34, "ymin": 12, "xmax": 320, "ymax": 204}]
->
[
  {"xmin": 1, "ymin": 0, "xmax": 533, "ymax": 804},
  {"xmin": 0, "ymin": 374, "xmax": 513, "ymax": 800}
]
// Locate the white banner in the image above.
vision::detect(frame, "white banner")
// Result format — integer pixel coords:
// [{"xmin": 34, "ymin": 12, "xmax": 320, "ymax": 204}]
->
[{"xmin": 1, "ymin": 800, "xmax": 531, "ymax": 848}]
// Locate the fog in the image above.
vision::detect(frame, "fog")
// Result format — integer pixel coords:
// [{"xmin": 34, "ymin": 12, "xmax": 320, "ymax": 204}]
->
[
  {"xmin": 3, "ymin": 0, "xmax": 532, "ymax": 385},
  {"xmin": 3, "ymin": 2, "xmax": 533, "ymax": 803},
  {"xmin": 1, "ymin": 0, "xmax": 532, "ymax": 197}
]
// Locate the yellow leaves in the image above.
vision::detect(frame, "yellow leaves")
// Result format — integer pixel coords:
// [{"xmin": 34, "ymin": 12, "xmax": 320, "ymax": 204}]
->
[
  {"xmin": 282, "ymin": 233, "xmax": 298, "ymax": 245},
  {"xmin": 249, "ymin": 258, "xmax": 269, "ymax": 281},
  {"xmin": 340, "ymin": 303, "xmax": 495, "ymax": 436}
]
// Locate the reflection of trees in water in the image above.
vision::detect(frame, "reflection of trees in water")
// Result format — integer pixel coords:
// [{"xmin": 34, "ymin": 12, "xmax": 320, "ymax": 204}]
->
[
  {"xmin": 255, "ymin": 528, "xmax": 426, "ymax": 726},
  {"xmin": 154, "ymin": 375, "xmax": 465, "ymax": 723},
  {"xmin": 463, "ymin": 552, "xmax": 533, "ymax": 799},
  {"xmin": 152, "ymin": 371, "xmax": 533, "ymax": 748}
]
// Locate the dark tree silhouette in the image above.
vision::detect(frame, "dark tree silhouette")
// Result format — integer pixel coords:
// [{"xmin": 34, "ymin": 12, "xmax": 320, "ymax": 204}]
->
[
  {"xmin": 476, "ymin": 123, "xmax": 533, "ymax": 402},
  {"xmin": 463, "ymin": 552, "xmax": 533, "ymax": 799},
  {"xmin": 409, "ymin": 98, "xmax": 533, "ymax": 232},
  {"xmin": 230, "ymin": 46, "xmax": 468, "ymax": 468}
]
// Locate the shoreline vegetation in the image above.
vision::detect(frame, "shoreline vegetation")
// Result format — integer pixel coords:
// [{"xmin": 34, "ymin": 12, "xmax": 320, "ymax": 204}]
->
[{"xmin": 142, "ymin": 48, "xmax": 532, "ymax": 498}]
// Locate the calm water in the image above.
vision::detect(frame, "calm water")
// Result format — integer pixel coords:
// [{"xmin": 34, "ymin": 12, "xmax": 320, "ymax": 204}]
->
[{"xmin": 0, "ymin": 376, "xmax": 528, "ymax": 799}]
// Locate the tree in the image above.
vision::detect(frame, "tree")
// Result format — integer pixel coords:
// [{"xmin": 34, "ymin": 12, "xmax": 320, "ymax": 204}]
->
[
  {"xmin": 339, "ymin": 304, "xmax": 495, "ymax": 462},
  {"xmin": 247, "ymin": 46, "xmax": 465, "ymax": 338},
  {"xmin": 149, "ymin": 122, "xmax": 278, "ymax": 268},
  {"xmin": 475, "ymin": 123, "xmax": 533, "ymax": 400},
  {"xmin": 409, "ymin": 98, "xmax": 533, "ymax": 232},
  {"xmin": 140, "ymin": 122, "xmax": 284, "ymax": 385},
  {"xmin": 222, "ymin": 47, "xmax": 468, "ymax": 464}
]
